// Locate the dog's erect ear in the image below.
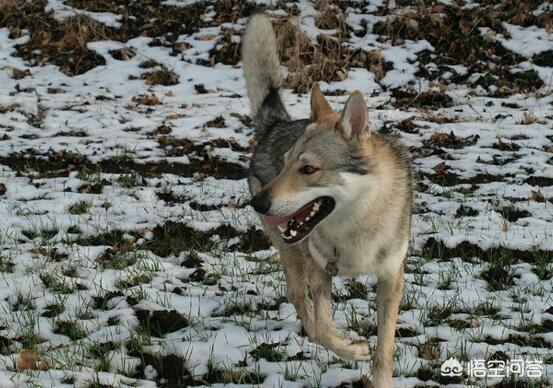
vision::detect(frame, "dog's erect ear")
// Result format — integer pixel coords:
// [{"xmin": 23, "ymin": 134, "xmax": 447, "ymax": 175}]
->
[
  {"xmin": 310, "ymin": 82, "xmax": 333, "ymax": 121},
  {"xmin": 337, "ymin": 91, "xmax": 370, "ymax": 142}
]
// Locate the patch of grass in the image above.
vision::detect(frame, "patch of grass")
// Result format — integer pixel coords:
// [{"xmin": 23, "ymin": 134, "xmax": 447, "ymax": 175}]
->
[
  {"xmin": 75, "ymin": 230, "xmax": 125, "ymax": 247},
  {"xmin": 422, "ymin": 237, "xmax": 551, "ymax": 266},
  {"xmin": 256, "ymin": 295, "xmax": 286, "ymax": 312},
  {"xmin": 88, "ymin": 341, "xmax": 117, "ymax": 372},
  {"xmin": 126, "ymin": 327, "xmax": 153, "ymax": 355},
  {"xmin": 53, "ymin": 320, "xmax": 87, "ymax": 340},
  {"xmin": 0, "ymin": 254, "xmax": 15, "ymax": 272},
  {"xmin": 134, "ymin": 309, "xmax": 188, "ymax": 338},
  {"xmin": 481, "ymin": 265, "xmax": 515, "ymax": 291},
  {"xmin": 98, "ymin": 251, "xmax": 140, "ymax": 271},
  {"xmin": 473, "ymin": 300, "xmax": 503, "ymax": 320},
  {"xmin": 221, "ymin": 303, "xmax": 254, "ymax": 318},
  {"xmin": 0, "ymin": 1, "xmax": 108, "ymax": 75},
  {"xmin": 448, "ymin": 319, "xmax": 472, "ymax": 331},
  {"xmin": 203, "ymin": 272, "xmax": 222, "ymax": 286},
  {"xmin": 141, "ymin": 66, "xmax": 179, "ymax": 86},
  {"xmin": 92, "ymin": 291, "xmax": 124, "ymax": 311},
  {"xmin": 42, "ymin": 303, "xmax": 64, "ymax": 318},
  {"xmin": 40, "ymin": 274, "xmax": 75, "ymax": 294},
  {"xmin": 62, "ymin": 265, "xmax": 78, "ymax": 277},
  {"xmin": 346, "ymin": 279, "xmax": 369, "ymax": 299},
  {"xmin": 116, "ymin": 173, "xmax": 145, "ymax": 188},
  {"xmin": 418, "ymin": 338, "xmax": 440, "ymax": 360},
  {"xmin": 482, "ymin": 334, "xmax": 548, "ymax": 349},
  {"xmin": 115, "ymin": 271, "xmax": 153, "ymax": 290},
  {"xmin": 95, "ymin": 240, "xmax": 140, "ymax": 270},
  {"xmin": 202, "ymin": 363, "xmax": 263, "ymax": 385},
  {"xmin": 15, "ymin": 311, "xmax": 40, "ymax": 349},
  {"xmin": 533, "ymin": 252, "xmax": 553, "ymax": 280},
  {"xmin": 249, "ymin": 342, "xmax": 283, "ymax": 362},
  {"xmin": 67, "ymin": 225, "xmax": 81, "ymax": 234},
  {"xmin": 424, "ymin": 305, "xmax": 453, "ymax": 326},
  {"xmin": 22, "ymin": 228, "xmax": 59, "ymax": 240},
  {"xmin": 68, "ymin": 201, "xmax": 91, "ymax": 215},
  {"xmin": 54, "ymin": 129, "xmax": 88, "ymax": 137},
  {"xmin": 134, "ymin": 352, "xmax": 192, "ymax": 384},
  {"xmin": 10, "ymin": 292, "xmax": 34, "ymax": 312}
]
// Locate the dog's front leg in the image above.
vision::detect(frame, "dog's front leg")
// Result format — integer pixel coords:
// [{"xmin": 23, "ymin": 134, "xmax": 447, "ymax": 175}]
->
[
  {"xmin": 309, "ymin": 265, "xmax": 371, "ymax": 361},
  {"xmin": 373, "ymin": 267, "xmax": 404, "ymax": 387},
  {"xmin": 281, "ymin": 254, "xmax": 316, "ymax": 340}
]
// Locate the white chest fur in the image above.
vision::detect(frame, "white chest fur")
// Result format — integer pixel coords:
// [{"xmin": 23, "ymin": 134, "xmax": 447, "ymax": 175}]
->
[{"xmin": 308, "ymin": 228, "xmax": 407, "ymax": 279}]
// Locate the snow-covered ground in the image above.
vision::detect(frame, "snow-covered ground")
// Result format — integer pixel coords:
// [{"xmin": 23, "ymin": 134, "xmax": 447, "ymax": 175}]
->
[{"xmin": 0, "ymin": 0, "xmax": 552, "ymax": 387}]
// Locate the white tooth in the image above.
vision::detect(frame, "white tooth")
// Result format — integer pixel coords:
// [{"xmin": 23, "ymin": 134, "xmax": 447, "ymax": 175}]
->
[
  {"xmin": 310, "ymin": 210, "xmax": 316, "ymax": 217},
  {"xmin": 305, "ymin": 216, "xmax": 310, "ymax": 221},
  {"xmin": 278, "ymin": 225, "xmax": 286, "ymax": 232},
  {"xmin": 298, "ymin": 222, "xmax": 303, "ymax": 226},
  {"xmin": 313, "ymin": 202, "xmax": 320, "ymax": 211},
  {"xmin": 290, "ymin": 230, "xmax": 297, "ymax": 237}
]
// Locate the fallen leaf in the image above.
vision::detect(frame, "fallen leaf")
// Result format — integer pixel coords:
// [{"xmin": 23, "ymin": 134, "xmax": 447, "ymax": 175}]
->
[
  {"xmin": 16, "ymin": 349, "xmax": 38, "ymax": 372},
  {"xmin": 197, "ymin": 34, "xmax": 216, "ymax": 41},
  {"xmin": 531, "ymin": 191, "xmax": 545, "ymax": 202},
  {"xmin": 111, "ymin": 48, "xmax": 135, "ymax": 61},
  {"xmin": 165, "ymin": 113, "xmax": 186, "ymax": 120},
  {"xmin": 132, "ymin": 94, "xmax": 161, "ymax": 106},
  {"xmin": 420, "ymin": 341, "xmax": 439, "ymax": 360},
  {"xmin": 12, "ymin": 68, "xmax": 30, "ymax": 79},
  {"xmin": 433, "ymin": 161, "xmax": 447, "ymax": 173},
  {"xmin": 172, "ymin": 42, "xmax": 190, "ymax": 54},
  {"xmin": 359, "ymin": 375, "xmax": 373, "ymax": 388},
  {"xmin": 30, "ymin": 247, "xmax": 47, "ymax": 256},
  {"xmin": 522, "ymin": 112, "xmax": 536, "ymax": 125}
]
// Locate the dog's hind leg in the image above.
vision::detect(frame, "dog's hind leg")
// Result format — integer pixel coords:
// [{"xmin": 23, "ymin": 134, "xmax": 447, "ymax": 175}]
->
[
  {"xmin": 309, "ymin": 265, "xmax": 371, "ymax": 361},
  {"xmin": 373, "ymin": 266, "xmax": 404, "ymax": 387},
  {"xmin": 281, "ymin": 254, "xmax": 316, "ymax": 340}
]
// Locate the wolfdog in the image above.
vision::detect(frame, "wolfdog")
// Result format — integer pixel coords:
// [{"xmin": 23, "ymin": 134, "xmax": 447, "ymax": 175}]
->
[{"xmin": 242, "ymin": 14, "xmax": 413, "ymax": 387}]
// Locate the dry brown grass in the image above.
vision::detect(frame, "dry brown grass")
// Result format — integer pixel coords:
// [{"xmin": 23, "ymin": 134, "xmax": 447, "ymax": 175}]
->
[
  {"xmin": 314, "ymin": 0, "xmax": 348, "ymax": 36},
  {"xmin": 141, "ymin": 67, "xmax": 180, "ymax": 86},
  {"xmin": 1, "ymin": 0, "xmax": 110, "ymax": 75},
  {"xmin": 274, "ymin": 18, "xmax": 316, "ymax": 92},
  {"xmin": 274, "ymin": 1, "xmax": 353, "ymax": 93},
  {"xmin": 270, "ymin": 0, "xmax": 404, "ymax": 93}
]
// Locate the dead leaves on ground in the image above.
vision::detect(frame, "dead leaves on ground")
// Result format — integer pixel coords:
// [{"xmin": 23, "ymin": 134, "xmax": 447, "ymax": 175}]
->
[{"xmin": 132, "ymin": 94, "xmax": 161, "ymax": 106}]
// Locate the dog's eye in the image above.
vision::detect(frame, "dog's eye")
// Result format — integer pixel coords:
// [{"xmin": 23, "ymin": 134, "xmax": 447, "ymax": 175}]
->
[{"xmin": 300, "ymin": 165, "xmax": 318, "ymax": 175}]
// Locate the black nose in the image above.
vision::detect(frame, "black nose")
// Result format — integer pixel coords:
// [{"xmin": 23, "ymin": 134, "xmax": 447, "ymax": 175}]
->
[{"xmin": 251, "ymin": 191, "xmax": 271, "ymax": 214}]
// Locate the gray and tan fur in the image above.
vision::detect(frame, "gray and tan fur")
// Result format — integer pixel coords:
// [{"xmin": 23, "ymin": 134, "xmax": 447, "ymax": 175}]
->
[{"xmin": 242, "ymin": 13, "xmax": 413, "ymax": 388}]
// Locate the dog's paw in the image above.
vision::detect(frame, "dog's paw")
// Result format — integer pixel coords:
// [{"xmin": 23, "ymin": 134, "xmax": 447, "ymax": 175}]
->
[{"xmin": 333, "ymin": 339, "xmax": 372, "ymax": 361}]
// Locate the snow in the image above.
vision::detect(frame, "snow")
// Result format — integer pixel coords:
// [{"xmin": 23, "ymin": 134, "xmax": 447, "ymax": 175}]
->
[
  {"xmin": 46, "ymin": 0, "xmax": 123, "ymax": 28},
  {"xmin": 0, "ymin": 0, "xmax": 552, "ymax": 386},
  {"xmin": 498, "ymin": 23, "xmax": 553, "ymax": 58}
]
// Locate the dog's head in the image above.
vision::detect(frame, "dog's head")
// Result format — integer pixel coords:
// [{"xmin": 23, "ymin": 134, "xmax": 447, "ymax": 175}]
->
[{"xmin": 251, "ymin": 83, "xmax": 373, "ymax": 244}]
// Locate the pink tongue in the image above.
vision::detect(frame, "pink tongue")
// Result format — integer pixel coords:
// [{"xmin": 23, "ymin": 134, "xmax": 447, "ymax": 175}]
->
[
  {"xmin": 262, "ymin": 214, "xmax": 293, "ymax": 225},
  {"xmin": 261, "ymin": 201, "xmax": 314, "ymax": 225}
]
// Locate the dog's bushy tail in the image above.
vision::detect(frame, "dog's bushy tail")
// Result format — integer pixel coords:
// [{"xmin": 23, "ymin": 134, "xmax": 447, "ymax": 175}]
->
[{"xmin": 242, "ymin": 13, "xmax": 289, "ymax": 129}]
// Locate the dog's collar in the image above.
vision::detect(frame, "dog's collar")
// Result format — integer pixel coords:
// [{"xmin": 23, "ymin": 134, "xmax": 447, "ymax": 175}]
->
[
  {"xmin": 325, "ymin": 246, "xmax": 341, "ymax": 276},
  {"xmin": 310, "ymin": 235, "xmax": 341, "ymax": 275}
]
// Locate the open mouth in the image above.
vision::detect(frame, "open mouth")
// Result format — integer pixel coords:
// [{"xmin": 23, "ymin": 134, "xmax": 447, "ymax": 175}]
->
[{"xmin": 262, "ymin": 196, "xmax": 335, "ymax": 244}]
